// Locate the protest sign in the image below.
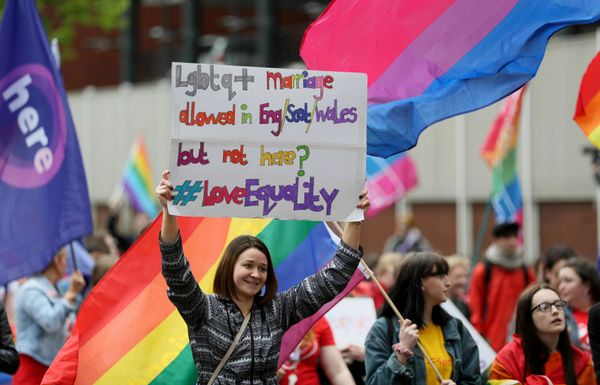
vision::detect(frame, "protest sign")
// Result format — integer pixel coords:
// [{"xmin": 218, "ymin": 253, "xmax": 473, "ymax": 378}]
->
[
  {"xmin": 168, "ymin": 63, "xmax": 367, "ymax": 220},
  {"xmin": 325, "ymin": 297, "xmax": 377, "ymax": 349}
]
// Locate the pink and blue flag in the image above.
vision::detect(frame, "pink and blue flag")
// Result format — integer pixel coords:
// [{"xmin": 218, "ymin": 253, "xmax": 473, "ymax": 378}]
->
[
  {"xmin": 365, "ymin": 153, "xmax": 418, "ymax": 218},
  {"xmin": 301, "ymin": 0, "xmax": 600, "ymax": 157},
  {"xmin": 0, "ymin": 0, "xmax": 92, "ymax": 285}
]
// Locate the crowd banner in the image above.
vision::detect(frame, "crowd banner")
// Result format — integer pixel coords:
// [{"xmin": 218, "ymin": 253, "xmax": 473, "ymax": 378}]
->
[{"xmin": 168, "ymin": 63, "xmax": 367, "ymax": 221}]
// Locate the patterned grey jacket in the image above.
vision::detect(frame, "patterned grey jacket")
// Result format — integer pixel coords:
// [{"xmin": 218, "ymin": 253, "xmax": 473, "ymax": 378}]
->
[{"xmin": 160, "ymin": 234, "xmax": 362, "ymax": 385}]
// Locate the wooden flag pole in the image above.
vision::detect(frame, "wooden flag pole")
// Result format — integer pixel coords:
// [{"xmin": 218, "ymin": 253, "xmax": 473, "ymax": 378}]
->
[{"xmin": 326, "ymin": 221, "xmax": 444, "ymax": 383}]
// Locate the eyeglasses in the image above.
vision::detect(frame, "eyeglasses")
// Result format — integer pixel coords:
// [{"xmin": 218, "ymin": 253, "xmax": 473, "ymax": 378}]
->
[{"xmin": 530, "ymin": 300, "xmax": 567, "ymax": 313}]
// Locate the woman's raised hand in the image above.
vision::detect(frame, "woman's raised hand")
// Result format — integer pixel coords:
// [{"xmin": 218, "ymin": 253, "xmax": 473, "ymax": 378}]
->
[
  {"xmin": 156, "ymin": 170, "xmax": 174, "ymax": 209},
  {"xmin": 356, "ymin": 189, "xmax": 370, "ymax": 213},
  {"xmin": 156, "ymin": 170, "xmax": 179, "ymax": 242}
]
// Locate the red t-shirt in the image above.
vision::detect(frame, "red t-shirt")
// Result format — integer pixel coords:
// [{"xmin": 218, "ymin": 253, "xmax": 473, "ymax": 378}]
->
[
  {"xmin": 572, "ymin": 308, "xmax": 590, "ymax": 351},
  {"xmin": 353, "ymin": 280, "xmax": 386, "ymax": 310},
  {"xmin": 280, "ymin": 318, "xmax": 336, "ymax": 385}
]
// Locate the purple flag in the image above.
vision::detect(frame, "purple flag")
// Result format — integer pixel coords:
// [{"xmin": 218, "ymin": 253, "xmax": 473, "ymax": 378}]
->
[{"xmin": 0, "ymin": 0, "xmax": 93, "ymax": 285}]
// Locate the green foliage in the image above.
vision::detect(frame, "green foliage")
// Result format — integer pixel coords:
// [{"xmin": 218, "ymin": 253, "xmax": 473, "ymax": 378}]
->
[{"xmin": 0, "ymin": 0, "xmax": 130, "ymax": 58}]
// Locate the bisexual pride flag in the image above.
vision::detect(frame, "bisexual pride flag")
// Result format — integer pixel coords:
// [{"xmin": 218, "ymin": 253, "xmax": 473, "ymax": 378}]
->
[
  {"xmin": 365, "ymin": 153, "xmax": 418, "ymax": 218},
  {"xmin": 43, "ymin": 217, "xmax": 364, "ymax": 384},
  {"xmin": 0, "ymin": 0, "xmax": 92, "ymax": 284},
  {"xmin": 301, "ymin": 0, "xmax": 600, "ymax": 157}
]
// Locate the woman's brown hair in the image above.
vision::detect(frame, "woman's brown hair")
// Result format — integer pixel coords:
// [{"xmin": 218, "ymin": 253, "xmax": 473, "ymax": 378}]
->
[
  {"xmin": 213, "ymin": 235, "xmax": 278, "ymax": 304},
  {"xmin": 515, "ymin": 284, "xmax": 576, "ymax": 385}
]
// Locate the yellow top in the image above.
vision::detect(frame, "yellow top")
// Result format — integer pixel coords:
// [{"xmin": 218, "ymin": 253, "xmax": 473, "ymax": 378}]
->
[{"xmin": 419, "ymin": 323, "xmax": 453, "ymax": 385}]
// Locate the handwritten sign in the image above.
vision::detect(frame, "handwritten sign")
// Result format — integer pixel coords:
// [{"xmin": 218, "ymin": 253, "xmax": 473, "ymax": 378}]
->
[
  {"xmin": 168, "ymin": 63, "xmax": 367, "ymax": 220},
  {"xmin": 325, "ymin": 297, "xmax": 377, "ymax": 349}
]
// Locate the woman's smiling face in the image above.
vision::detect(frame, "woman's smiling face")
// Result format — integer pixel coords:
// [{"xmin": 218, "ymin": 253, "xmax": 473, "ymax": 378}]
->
[{"xmin": 232, "ymin": 247, "xmax": 268, "ymax": 301}]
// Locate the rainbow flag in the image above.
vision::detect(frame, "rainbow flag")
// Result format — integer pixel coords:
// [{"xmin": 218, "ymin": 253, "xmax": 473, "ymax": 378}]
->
[
  {"xmin": 300, "ymin": 0, "xmax": 600, "ymax": 157},
  {"xmin": 574, "ymin": 51, "xmax": 600, "ymax": 148},
  {"xmin": 365, "ymin": 153, "xmax": 418, "ymax": 218},
  {"xmin": 481, "ymin": 87, "xmax": 525, "ymax": 225},
  {"xmin": 120, "ymin": 136, "xmax": 158, "ymax": 218},
  {"xmin": 42, "ymin": 216, "xmax": 364, "ymax": 384}
]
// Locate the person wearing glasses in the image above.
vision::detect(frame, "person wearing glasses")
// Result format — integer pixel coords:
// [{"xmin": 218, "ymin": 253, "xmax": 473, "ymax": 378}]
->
[{"xmin": 489, "ymin": 284, "xmax": 595, "ymax": 384}]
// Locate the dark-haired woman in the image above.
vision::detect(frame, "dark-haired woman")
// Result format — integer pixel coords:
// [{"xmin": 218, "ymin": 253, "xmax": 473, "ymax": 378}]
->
[
  {"xmin": 558, "ymin": 257, "xmax": 600, "ymax": 351},
  {"xmin": 364, "ymin": 252, "xmax": 480, "ymax": 385},
  {"xmin": 489, "ymin": 284, "xmax": 595, "ymax": 385},
  {"xmin": 156, "ymin": 170, "xmax": 369, "ymax": 385}
]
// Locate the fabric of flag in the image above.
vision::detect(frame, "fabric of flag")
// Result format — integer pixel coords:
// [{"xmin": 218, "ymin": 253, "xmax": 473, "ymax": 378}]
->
[
  {"xmin": 121, "ymin": 135, "xmax": 158, "ymax": 218},
  {"xmin": 65, "ymin": 240, "xmax": 95, "ymax": 277},
  {"xmin": 300, "ymin": 0, "xmax": 600, "ymax": 158},
  {"xmin": 42, "ymin": 216, "xmax": 364, "ymax": 385},
  {"xmin": 0, "ymin": 0, "xmax": 92, "ymax": 285},
  {"xmin": 574, "ymin": 51, "xmax": 600, "ymax": 148},
  {"xmin": 365, "ymin": 153, "xmax": 418, "ymax": 218},
  {"xmin": 481, "ymin": 87, "xmax": 526, "ymax": 225}
]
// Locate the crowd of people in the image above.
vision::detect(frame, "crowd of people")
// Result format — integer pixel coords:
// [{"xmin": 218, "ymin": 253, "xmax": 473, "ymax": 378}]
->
[{"xmin": 1, "ymin": 183, "xmax": 600, "ymax": 385}]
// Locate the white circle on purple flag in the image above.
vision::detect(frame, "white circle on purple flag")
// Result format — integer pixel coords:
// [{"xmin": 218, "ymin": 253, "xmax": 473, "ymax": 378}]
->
[{"xmin": 0, "ymin": 64, "xmax": 66, "ymax": 188}]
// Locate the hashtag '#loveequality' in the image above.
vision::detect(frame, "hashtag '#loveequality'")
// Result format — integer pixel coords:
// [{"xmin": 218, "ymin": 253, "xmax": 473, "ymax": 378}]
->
[{"xmin": 173, "ymin": 180, "xmax": 203, "ymax": 206}]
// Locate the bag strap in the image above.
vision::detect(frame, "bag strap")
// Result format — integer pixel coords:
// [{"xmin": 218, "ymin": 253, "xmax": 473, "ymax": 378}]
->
[
  {"xmin": 207, "ymin": 311, "xmax": 252, "ymax": 385},
  {"xmin": 482, "ymin": 260, "xmax": 492, "ymax": 322}
]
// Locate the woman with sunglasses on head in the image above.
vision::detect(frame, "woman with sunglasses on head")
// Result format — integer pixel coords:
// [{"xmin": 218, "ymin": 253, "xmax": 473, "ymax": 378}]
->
[
  {"xmin": 364, "ymin": 252, "xmax": 481, "ymax": 385},
  {"xmin": 489, "ymin": 284, "xmax": 595, "ymax": 385}
]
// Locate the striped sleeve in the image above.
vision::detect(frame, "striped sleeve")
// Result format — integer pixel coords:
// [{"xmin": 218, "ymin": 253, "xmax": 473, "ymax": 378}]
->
[{"xmin": 160, "ymin": 232, "xmax": 207, "ymax": 327}]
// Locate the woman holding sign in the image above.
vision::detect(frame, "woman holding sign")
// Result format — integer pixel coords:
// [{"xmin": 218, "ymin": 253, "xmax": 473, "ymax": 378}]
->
[
  {"xmin": 364, "ymin": 252, "xmax": 481, "ymax": 385},
  {"xmin": 156, "ymin": 170, "xmax": 369, "ymax": 385}
]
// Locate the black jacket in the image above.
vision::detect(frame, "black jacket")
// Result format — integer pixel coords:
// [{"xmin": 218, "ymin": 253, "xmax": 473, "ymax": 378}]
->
[{"xmin": 0, "ymin": 303, "xmax": 19, "ymax": 374}]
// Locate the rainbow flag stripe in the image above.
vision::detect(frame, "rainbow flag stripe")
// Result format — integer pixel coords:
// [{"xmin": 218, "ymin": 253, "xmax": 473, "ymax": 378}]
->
[
  {"xmin": 122, "ymin": 136, "xmax": 158, "ymax": 218},
  {"xmin": 481, "ymin": 87, "xmax": 525, "ymax": 225},
  {"xmin": 301, "ymin": 0, "xmax": 600, "ymax": 157},
  {"xmin": 43, "ymin": 216, "xmax": 362, "ymax": 385},
  {"xmin": 365, "ymin": 153, "xmax": 418, "ymax": 218},
  {"xmin": 574, "ymin": 51, "xmax": 600, "ymax": 148}
]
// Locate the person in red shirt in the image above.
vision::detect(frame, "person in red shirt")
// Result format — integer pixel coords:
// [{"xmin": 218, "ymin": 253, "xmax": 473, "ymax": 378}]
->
[
  {"xmin": 278, "ymin": 318, "xmax": 355, "ymax": 385},
  {"xmin": 558, "ymin": 257, "xmax": 600, "ymax": 352},
  {"xmin": 468, "ymin": 222, "xmax": 535, "ymax": 352}
]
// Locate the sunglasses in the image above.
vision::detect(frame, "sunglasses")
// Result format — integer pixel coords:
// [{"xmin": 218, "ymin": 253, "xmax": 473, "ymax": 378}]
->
[{"xmin": 530, "ymin": 300, "xmax": 567, "ymax": 313}]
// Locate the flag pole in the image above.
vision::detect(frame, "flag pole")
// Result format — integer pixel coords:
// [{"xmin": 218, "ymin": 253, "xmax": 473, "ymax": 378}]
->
[
  {"xmin": 326, "ymin": 221, "xmax": 445, "ymax": 383},
  {"xmin": 68, "ymin": 241, "xmax": 78, "ymax": 272},
  {"xmin": 472, "ymin": 195, "xmax": 493, "ymax": 266}
]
